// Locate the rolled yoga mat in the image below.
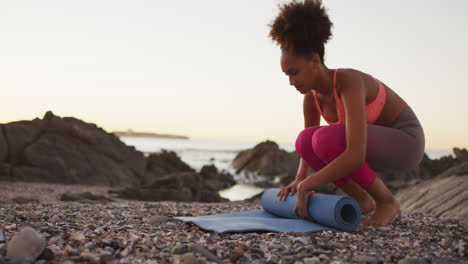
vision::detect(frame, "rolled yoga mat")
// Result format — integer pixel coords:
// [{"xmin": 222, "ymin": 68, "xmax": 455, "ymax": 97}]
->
[{"xmin": 174, "ymin": 188, "xmax": 361, "ymax": 233}]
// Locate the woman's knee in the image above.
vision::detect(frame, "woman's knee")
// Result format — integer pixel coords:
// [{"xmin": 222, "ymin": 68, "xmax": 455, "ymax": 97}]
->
[
  {"xmin": 295, "ymin": 126, "xmax": 321, "ymax": 158},
  {"xmin": 312, "ymin": 125, "xmax": 347, "ymax": 162}
]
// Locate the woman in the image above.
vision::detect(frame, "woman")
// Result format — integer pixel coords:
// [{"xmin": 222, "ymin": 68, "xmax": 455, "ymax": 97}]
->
[{"xmin": 272, "ymin": 1, "xmax": 425, "ymax": 226}]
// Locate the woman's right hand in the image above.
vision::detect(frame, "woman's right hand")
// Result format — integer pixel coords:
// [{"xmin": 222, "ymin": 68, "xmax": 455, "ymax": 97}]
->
[{"xmin": 276, "ymin": 178, "xmax": 303, "ymax": 201}]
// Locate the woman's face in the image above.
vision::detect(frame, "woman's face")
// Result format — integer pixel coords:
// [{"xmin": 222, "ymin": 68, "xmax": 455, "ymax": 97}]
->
[{"xmin": 280, "ymin": 49, "xmax": 320, "ymax": 94}]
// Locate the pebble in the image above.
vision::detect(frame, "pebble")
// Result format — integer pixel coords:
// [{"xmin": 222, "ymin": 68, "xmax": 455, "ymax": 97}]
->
[
  {"xmin": 0, "ymin": 228, "xmax": 5, "ymax": 243},
  {"xmin": 303, "ymin": 256, "xmax": 320, "ymax": 264},
  {"xmin": 328, "ymin": 241, "xmax": 345, "ymax": 249},
  {"xmin": 49, "ymin": 215, "xmax": 60, "ymax": 224},
  {"xmin": 142, "ymin": 237, "xmax": 153, "ymax": 247},
  {"xmin": 6, "ymin": 227, "xmax": 46, "ymax": 261},
  {"xmin": 173, "ymin": 245, "xmax": 189, "ymax": 255},
  {"xmin": 11, "ymin": 197, "xmax": 38, "ymax": 204},
  {"xmin": 181, "ymin": 253, "xmax": 200, "ymax": 264},
  {"xmin": 397, "ymin": 257, "xmax": 428, "ymax": 264},
  {"xmin": 189, "ymin": 244, "xmax": 219, "ymax": 262},
  {"xmin": 148, "ymin": 215, "xmax": 170, "ymax": 225},
  {"xmin": 318, "ymin": 254, "xmax": 329, "ymax": 260},
  {"xmin": 352, "ymin": 255, "xmax": 377, "ymax": 263},
  {"xmin": 293, "ymin": 237, "xmax": 309, "ymax": 245}
]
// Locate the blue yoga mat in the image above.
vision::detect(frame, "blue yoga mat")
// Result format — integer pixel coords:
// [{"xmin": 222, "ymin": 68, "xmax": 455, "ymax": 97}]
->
[{"xmin": 175, "ymin": 188, "xmax": 361, "ymax": 233}]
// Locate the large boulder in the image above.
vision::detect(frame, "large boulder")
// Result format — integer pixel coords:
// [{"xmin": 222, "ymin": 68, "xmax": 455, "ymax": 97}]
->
[
  {"xmin": 396, "ymin": 162, "xmax": 468, "ymax": 225},
  {"xmin": 142, "ymin": 150, "xmax": 195, "ymax": 183},
  {"xmin": 231, "ymin": 140, "xmax": 299, "ymax": 183},
  {"xmin": 1, "ymin": 111, "xmax": 147, "ymax": 187},
  {"xmin": 199, "ymin": 165, "xmax": 236, "ymax": 191}
]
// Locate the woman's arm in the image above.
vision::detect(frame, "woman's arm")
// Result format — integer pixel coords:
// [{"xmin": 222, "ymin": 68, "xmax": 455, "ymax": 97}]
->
[
  {"xmin": 297, "ymin": 69, "xmax": 368, "ymax": 193},
  {"xmin": 277, "ymin": 93, "xmax": 320, "ymax": 200},
  {"xmin": 296, "ymin": 93, "xmax": 321, "ymax": 179}
]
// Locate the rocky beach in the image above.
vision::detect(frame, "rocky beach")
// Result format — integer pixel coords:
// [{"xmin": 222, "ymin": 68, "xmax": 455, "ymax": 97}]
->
[{"xmin": 0, "ymin": 112, "xmax": 467, "ymax": 264}]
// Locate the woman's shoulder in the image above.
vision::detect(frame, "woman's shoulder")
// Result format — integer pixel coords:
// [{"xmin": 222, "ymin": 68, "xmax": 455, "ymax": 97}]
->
[
  {"xmin": 334, "ymin": 68, "xmax": 369, "ymax": 91},
  {"xmin": 335, "ymin": 68, "xmax": 369, "ymax": 82}
]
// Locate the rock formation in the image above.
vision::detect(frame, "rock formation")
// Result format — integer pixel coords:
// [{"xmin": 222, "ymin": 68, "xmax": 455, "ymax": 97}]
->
[
  {"xmin": 396, "ymin": 162, "xmax": 468, "ymax": 225},
  {"xmin": 0, "ymin": 111, "xmax": 234, "ymax": 202},
  {"xmin": 0, "ymin": 111, "xmax": 146, "ymax": 187},
  {"xmin": 231, "ymin": 140, "xmax": 300, "ymax": 184}
]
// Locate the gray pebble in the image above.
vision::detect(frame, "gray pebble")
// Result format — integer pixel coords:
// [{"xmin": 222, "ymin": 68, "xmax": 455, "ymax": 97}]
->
[
  {"xmin": 189, "ymin": 244, "xmax": 219, "ymax": 262},
  {"xmin": 173, "ymin": 245, "xmax": 189, "ymax": 255},
  {"xmin": 397, "ymin": 258, "xmax": 428, "ymax": 264},
  {"xmin": 352, "ymin": 255, "xmax": 377, "ymax": 263},
  {"xmin": 328, "ymin": 241, "xmax": 345, "ymax": 249},
  {"xmin": 293, "ymin": 237, "xmax": 309, "ymax": 245},
  {"xmin": 11, "ymin": 197, "xmax": 38, "ymax": 204},
  {"xmin": 318, "ymin": 254, "xmax": 329, "ymax": 260},
  {"xmin": 142, "ymin": 237, "xmax": 153, "ymax": 247},
  {"xmin": 98, "ymin": 249, "xmax": 113, "ymax": 257},
  {"xmin": 0, "ymin": 228, "xmax": 5, "ymax": 243},
  {"xmin": 181, "ymin": 253, "xmax": 199, "ymax": 264},
  {"xmin": 6, "ymin": 228, "xmax": 46, "ymax": 261},
  {"xmin": 49, "ymin": 215, "xmax": 60, "ymax": 224},
  {"xmin": 148, "ymin": 215, "xmax": 170, "ymax": 225},
  {"xmin": 304, "ymin": 256, "xmax": 320, "ymax": 264}
]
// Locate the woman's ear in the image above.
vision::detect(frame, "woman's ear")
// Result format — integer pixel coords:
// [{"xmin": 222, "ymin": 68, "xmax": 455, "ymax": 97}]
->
[{"xmin": 309, "ymin": 53, "xmax": 322, "ymax": 67}]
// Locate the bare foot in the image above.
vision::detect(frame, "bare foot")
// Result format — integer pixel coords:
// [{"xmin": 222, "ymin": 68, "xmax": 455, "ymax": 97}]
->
[{"xmin": 361, "ymin": 199, "xmax": 400, "ymax": 226}]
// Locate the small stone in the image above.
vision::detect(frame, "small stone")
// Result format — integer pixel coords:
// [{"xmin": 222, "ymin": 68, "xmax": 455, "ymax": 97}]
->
[
  {"xmin": 231, "ymin": 247, "xmax": 243, "ymax": 256},
  {"xmin": 181, "ymin": 253, "xmax": 199, "ymax": 264},
  {"xmin": 319, "ymin": 254, "xmax": 329, "ymax": 260},
  {"xmin": 142, "ymin": 237, "xmax": 153, "ymax": 247},
  {"xmin": 352, "ymin": 255, "xmax": 377, "ymax": 263},
  {"xmin": 189, "ymin": 244, "xmax": 219, "ymax": 262},
  {"xmin": 293, "ymin": 237, "xmax": 309, "ymax": 245},
  {"xmin": 397, "ymin": 258, "xmax": 427, "ymax": 264},
  {"xmin": 11, "ymin": 196, "xmax": 38, "ymax": 204},
  {"xmin": 6, "ymin": 227, "xmax": 46, "ymax": 261},
  {"xmin": 49, "ymin": 215, "xmax": 60, "ymax": 224},
  {"xmin": 173, "ymin": 245, "xmax": 189, "ymax": 255},
  {"xmin": 148, "ymin": 215, "xmax": 170, "ymax": 225},
  {"xmin": 304, "ymin": 256, "xmax": 320, "ymax": 264},
  {"xmin": 328, "ymin": 241, "xmax": 345, "ymax": 249},
  {"xmin": 0, "ymin": 228, "xmax": 5, "ymax": 243}
]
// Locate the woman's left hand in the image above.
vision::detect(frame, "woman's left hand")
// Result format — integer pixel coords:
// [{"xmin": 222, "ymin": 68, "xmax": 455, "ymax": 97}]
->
[{"xmin": 293, "ymin": 184, "xmax": 315, "ymax": 221}]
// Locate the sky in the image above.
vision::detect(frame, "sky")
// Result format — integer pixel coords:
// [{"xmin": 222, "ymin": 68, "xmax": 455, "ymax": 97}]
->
[{"xmin": 1, "ymin": 0, "xmax": 467, "ymax": 150}]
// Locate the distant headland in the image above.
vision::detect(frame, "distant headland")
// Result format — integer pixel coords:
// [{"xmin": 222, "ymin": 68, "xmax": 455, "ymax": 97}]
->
[{"xmin": 113, "ymin": 129, "xmax": 189, "ymax": 139}]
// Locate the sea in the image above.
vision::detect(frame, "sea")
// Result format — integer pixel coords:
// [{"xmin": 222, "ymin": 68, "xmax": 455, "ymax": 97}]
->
[{"xmin": 120, "ymin": 136, "xmax": 454, "ymax": 201}]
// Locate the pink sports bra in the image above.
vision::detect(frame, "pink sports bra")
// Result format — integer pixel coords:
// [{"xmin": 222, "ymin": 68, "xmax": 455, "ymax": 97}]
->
[{"xmin": 313, "ymin": 69, "xmax": 386, "ymax": 125}]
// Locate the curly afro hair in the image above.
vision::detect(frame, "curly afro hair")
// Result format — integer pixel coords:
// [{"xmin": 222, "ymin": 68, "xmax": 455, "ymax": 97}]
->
[{"xmin": 269, "ymin": 0, "xmax": 333, "ymax": 63}]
